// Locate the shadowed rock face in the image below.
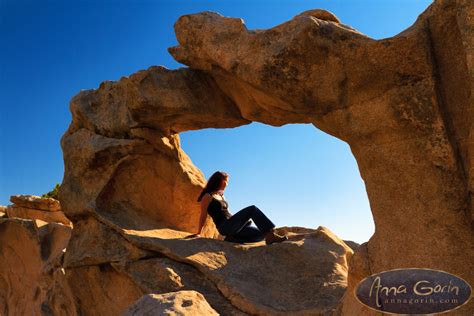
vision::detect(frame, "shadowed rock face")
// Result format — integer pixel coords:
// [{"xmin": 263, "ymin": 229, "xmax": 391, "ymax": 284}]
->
[
  {"xmin": 0, "ymin": 219, "xmax": 75, "ymax": 315},
  {"xmin": 58, "ymin": 0, "xmax": 474, "ymax": 314}
]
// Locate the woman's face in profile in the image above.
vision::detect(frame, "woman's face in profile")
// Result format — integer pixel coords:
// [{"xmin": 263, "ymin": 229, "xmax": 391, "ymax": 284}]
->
[{"xmin": 221, "ymin": 177, "xmax": 229, "ymax": 190}]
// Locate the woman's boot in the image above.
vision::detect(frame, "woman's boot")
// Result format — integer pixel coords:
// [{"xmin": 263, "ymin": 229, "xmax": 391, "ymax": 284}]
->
[{"xmin": 264, "ymin": 228, "xmax": 288, "ymax": 245}]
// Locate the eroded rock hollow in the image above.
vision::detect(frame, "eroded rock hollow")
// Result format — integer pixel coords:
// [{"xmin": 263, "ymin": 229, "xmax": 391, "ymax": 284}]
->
[{"xmin": 54, "ymin": 0, "xmax": 473, "ymax": 314}]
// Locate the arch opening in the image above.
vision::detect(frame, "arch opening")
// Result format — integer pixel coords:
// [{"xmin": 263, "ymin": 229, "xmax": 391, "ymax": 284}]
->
[{"xmin": 180, "ymin": 121, "xmax": 374, "ymax": 244}]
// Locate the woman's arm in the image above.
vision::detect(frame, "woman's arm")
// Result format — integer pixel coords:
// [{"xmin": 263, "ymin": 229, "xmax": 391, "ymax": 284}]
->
[
  {"xmin": 185, "ymin": 194, "xmax": 211, "ymax": 238},
  {"xmin": 196, "ymin": 200, "xmax": 208, "ymax": 234}
]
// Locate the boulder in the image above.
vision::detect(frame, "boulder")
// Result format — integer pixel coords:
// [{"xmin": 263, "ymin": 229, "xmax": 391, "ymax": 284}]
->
[
  {"xmin": 6, "ymin": 205, "xmax": 72, "ymax": 227},
  {"xmin": 63, "ymin": 216, "xmax": 155, "ymax": 268},
  {"xmin": 6, "ymin": 194, "xmax": 72, "ymax": 227},
  {"xmin": 10, "ymin": 194, "xmax": 61, "ymax": 212},
  {"xmin": 124, "ymin": 290, "xmax": 219, "ymax": 316},
  {"xmin": 112, "ymin": 257, "xmax": 247, "ymax": 315},
  {"xmin": 0, "ymin": 218, "xmax": 75, "ymax": 315},
  {"xmin": 59, "ymin": 127, "xmax": 219, "ymax": 238},
  {"xmin": 99, "ymin": 218, "xmax": 353, "ymax": 315},
  {"xmin": 65, "ymin": 264, "xmax": 143, "ymax": 316}
]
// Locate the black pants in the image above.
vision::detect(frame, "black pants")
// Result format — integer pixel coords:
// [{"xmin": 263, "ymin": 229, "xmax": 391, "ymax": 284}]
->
[{"xmin": 217, "ymin": 205, "xmax": 276, "ymax": 243}]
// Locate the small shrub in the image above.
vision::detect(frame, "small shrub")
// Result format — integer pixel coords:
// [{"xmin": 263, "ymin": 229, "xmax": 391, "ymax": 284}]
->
[{"xmin": 42, "ymin": 183, "xmax": 61, "ymax": 200}]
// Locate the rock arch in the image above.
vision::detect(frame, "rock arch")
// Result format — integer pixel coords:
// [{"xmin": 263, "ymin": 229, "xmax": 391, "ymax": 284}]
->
[{"xmin": 59, "ymin": 0, "xmax": 474, "ymax": 314}]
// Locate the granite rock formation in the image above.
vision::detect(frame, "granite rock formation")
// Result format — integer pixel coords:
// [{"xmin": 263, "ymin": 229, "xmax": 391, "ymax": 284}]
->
[{"xmin": 62, "ymin": 220, "xmax": 353, "ymax": 315}]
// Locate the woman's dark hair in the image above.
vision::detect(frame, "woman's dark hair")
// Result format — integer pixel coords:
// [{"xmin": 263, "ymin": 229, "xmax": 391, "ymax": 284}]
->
[{"xmin": 197, "ymin": 171, "xmax": 229, "ymax": 202}]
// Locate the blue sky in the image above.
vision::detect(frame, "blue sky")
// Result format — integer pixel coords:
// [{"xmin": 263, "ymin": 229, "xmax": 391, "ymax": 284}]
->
[{"xmin": 0, "ymin": 0, "xmax": 433, "ymax": 243}]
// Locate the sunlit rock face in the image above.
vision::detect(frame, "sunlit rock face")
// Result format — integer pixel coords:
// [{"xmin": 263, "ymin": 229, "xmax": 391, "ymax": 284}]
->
[
  {"xmin": 5, "ymin": 195, "xmax": 72, "ymax": 227},
  {"xmin": 55, "ymin": 0, "xmax": 473, "ymax": 314},
  {"xmin": 124, "ymin": 290, "xmax": 220, "ymax": 316}
]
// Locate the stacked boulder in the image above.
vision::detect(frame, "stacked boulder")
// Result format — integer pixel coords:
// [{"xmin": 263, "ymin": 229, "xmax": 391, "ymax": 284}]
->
[{"xmin": 4, "ymin": 194, "xmax": 72, "ymax": 227}]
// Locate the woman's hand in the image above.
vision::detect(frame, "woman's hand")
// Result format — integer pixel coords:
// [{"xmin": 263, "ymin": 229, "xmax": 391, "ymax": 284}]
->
[{"xmin": 184, "ymin": 233, "xmax": 201, "ymax": 239}]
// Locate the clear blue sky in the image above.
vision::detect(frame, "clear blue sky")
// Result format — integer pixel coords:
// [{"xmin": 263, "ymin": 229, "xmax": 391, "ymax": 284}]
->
[{"xmin": 0, "ymin": 0, "xmax": 433, "ymax": 243}]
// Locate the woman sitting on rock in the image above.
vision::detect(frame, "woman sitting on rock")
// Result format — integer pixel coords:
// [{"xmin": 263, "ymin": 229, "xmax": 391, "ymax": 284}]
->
[{"xmin": 186, "ymin": 171, "xmax": 288, "ymax": 244}]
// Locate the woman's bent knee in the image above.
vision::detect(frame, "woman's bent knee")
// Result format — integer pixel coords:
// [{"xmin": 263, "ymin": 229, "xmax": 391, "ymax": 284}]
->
[
  {"xmin": 251, "ymin": 205, "xmax": 262, "ymax": 212},
  {"xmin": 243, "ymin": 205, "xmax": 257, "ymax": 212}
]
